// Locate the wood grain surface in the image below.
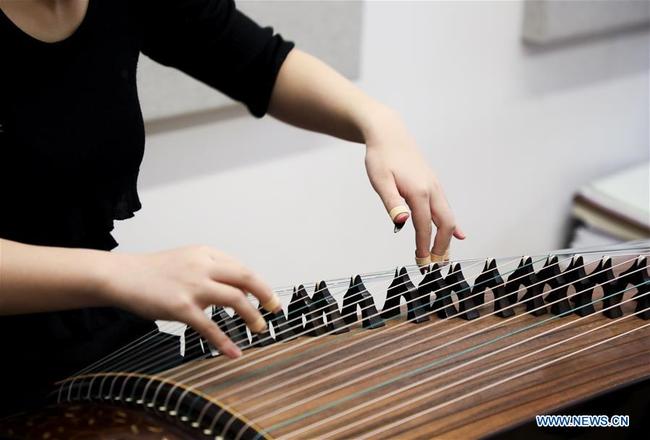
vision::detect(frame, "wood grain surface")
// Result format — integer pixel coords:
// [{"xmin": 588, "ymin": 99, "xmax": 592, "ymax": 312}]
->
[{"xmin": 2, "ymin": 255, "xmax": 649, "ymax": 439}]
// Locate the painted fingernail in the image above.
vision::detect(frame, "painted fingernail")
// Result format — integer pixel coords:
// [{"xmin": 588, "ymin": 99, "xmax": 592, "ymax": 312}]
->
[
  {"xmin": 389, "ymin": 206, "xmax": 409, "ymax": 233},
  {"xmin": 393, "ymin": 212, "xmax": 409, "ymax": 232},
  {"xmin": 251, "ymin": 316, "xmax": 268, "ymax": 334},
  {"xmin": 261, "ymin": 295, "xmax": 281, "ymax": 313}
]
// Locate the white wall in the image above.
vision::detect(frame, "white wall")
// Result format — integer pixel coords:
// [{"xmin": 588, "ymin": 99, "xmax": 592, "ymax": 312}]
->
[{"xmin": 113, "ymin": 0, "xmax": 650, "ymax": 291}]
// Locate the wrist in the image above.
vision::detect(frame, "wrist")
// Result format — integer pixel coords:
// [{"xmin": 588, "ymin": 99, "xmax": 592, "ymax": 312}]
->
[
  {"xmin": 87, "ymin": 250, "xmax": 127, "ymax": 307},
  {"xmin": 355, "ymin": 102, "xmax": 404, "ymax": 146}
]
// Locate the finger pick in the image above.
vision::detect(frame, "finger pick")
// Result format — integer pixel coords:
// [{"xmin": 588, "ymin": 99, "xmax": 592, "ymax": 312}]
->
[
  {"xmin": 261, "ymin": 294, "xmax": 282, "ymax": 313},
  {"xmin": 251, "ymin": 316, "xmax": 268, "ymax": 334}
]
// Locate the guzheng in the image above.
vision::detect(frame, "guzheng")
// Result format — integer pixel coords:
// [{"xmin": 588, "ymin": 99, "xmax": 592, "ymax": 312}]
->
[{"xmin": 1, "ymin": 241, "xmax": 649, "ymax": 439}]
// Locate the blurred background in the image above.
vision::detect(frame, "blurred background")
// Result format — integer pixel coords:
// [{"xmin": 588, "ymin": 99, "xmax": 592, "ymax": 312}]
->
[{"xmin": 113, "ymin": 0, "xmax": 650, "ymax": 290}]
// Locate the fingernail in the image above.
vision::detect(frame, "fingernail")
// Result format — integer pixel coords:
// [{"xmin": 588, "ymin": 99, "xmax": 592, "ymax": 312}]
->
[
  {"xmin": 251, "ymin": 316, "xmax": 268, "ymax": 334},
  {"xmin": 261, "ymin": 295, "xmax": 281, "ymax": 313},
  {"xmin": 389, "ymin": 206, "xmax": 409, "ymax": 233}
]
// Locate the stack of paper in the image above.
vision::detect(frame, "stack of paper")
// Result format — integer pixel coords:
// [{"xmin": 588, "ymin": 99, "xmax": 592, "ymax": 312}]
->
[{"xmin": 570, "ymin": 163, "xmax": 650, "ymax": 247}]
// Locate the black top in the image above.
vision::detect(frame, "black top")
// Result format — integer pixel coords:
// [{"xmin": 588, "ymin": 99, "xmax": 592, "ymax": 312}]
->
[{"xmin": 0, "ymin": 0, "xmax": 293, "ymax": 416}]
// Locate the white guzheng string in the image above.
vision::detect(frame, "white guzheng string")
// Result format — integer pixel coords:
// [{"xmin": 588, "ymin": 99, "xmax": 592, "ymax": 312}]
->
[
  {"xmin": 69, "ymin": 241, "xmax": 647, "ymax": 379},
  {"xmin": 58, "ymin": 246, "xmax": 644, "ymax": 410},
  {"xmin": 221, "ymin": 259, "xmax": 647, "ymax": 438},
  {"xmin": 93, "ymin": 247, "xmax": 635, "ymax": 384},
  {"xmin": 107, "ymin": 253, "xmax": 643, "ymax": 434},
  {"xmin": 319, "ymin": 307, "xmax": 650, "ymax": 440},
  {"xmin": 212, "ymin": 254, "xmax": 644, "ymax": 435},
  {"xmin": 58, "ymin": 244, "xmax": 644, "ymax": 416},
  {"xmin": 258, "ymin": 279, "xmax": 649, "ymax": 440},
  {"xmin": 102, "ymin": 251, "xmax": 573, "ymax": 403}
]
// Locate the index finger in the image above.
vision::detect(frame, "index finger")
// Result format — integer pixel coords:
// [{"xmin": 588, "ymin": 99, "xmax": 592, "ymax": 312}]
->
[
  {"xmin": 180, "ymin": 305, "xmax": 242, "ymax": 359},
  {"xmin": 208, "ymin": 259, "xmax": 281, "ymax": 314}
]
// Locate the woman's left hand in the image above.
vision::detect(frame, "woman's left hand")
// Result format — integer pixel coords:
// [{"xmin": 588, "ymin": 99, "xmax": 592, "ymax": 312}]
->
[
  {"xmin": 268, "ymin": 50, "xmax": 465, "ymax": 262},
  {"xmin": 363, "ymin": 109, "xmax": 465, "ymax": 262}
]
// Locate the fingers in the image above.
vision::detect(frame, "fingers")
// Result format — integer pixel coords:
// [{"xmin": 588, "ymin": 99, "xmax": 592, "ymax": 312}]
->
[
  {"xmin": 429, "ymin": 191, "xmax": 456, "ymax": 257},
  {"xmin": 202, "ymin": 282, "xmax": 267, "ymax": 334},
  {"xmin": 369, "ymin": 170, "xmax": 410, "ymax": 232},
  {"xmin": 404, "ymin": 188, "xmax": 433, "ymax": 261},
  {"xmin": 400, "ymin": 181, "xmax": 464, "ymax": 267},
  {"xmin": 207, "ymin": 256, "xmax": 281, "ymax": 314},
  {"xmin": 180, "ymin": 305, "xmax": 242, "ymax": 359}
]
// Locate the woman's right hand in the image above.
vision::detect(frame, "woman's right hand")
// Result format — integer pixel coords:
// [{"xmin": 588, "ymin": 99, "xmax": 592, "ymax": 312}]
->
[{"xmin": 102, "ymin": 245, "xmax": 279, "ymax": 359}]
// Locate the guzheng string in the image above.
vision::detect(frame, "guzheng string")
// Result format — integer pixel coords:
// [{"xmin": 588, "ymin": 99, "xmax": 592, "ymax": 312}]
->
[
  {"xmin": 58, "ymin": 256, "xmax": 482, "ymax": 403},
  {"xmin": 79, "ymin": 257, "xmax": 491, "ymax": 383},
  {"xmin": 253, "ymin": 278, "xmax": 649, "ymax": 440},
  {"xmin": 58, "ymin": 244, "xmax": 644, "ymax": 430},
  {"xmin": 328, "ymin": 303, "xmax": 650, "ymax": 440},
  {"xmin": 109, "ymin": 252, "xmax": 546, "ymax": 400},
  {"xmin": 77, "ymin": 257, "xmax": 483, "ymax": 376},
  {"xmin": 70, "ymin": 240, "xmax": 648, "ymax": 380},
  {"xmin": 186, "ymin": 252, "xmax": 589, "ymax": 420},
  {"xmin": 68, "ymin": 241, "xmax": 645, "ymax": 384},
  {"xmin": 68, "ymin": 261, "xmax": 436, "ymax": 378},
  {"xmin": 334, "ymin": 314, "xmax": 650, "ymax": 440},
  {"xmin": 219, "ymin": 259, "xmax": 647, "ymax": 438},
  {"xmin": 163, "ymin": 253, "xmax": 641, "ymax": 423},
  {"xmin": 160, "ymin": 250, "xmax": 649, "ymax": 411},
  {"xmin": 170, "ymin": 251, "xmax": 630, "ymax": 427},
  {"xmin": 50, "ymin": 245, "xmax": 648, "ymax": 438},
  {"xmin": 63, "ymin": 252, "xmax": 536, "ymax": 405},
  {"xmin": 210, "ymin": 255, "xmax": 642, "ymax": 431},
  {"xmin": 59, "ymin": 246, "xmax": 644, "ymax": 408},
  {"xmin": 365, "ymin": 324, "xmax": 650, "ymax": 439},
  {"xmin": 116, "ymin": 258, "xmax": 493, "ymax": 383},
  {"xmin": 91, "ymin": 247, "xmax": 630, "ymax": 383},
  {"xmin": 123, "ymin": 254, "xmax": 639, "ymax": 436},
  {"xmin": 69, "ymin": 256, "xmax": 493, "ymax": 404}
]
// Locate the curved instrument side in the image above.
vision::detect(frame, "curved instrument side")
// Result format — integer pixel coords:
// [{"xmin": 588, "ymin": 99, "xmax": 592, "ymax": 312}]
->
[{"xmin": 45, "ymin": 372, "xmax": 267, "ymax": 440}]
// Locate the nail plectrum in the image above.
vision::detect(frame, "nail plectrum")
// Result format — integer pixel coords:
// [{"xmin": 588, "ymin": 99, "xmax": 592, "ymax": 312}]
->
[
  {"xmin": 394, "ymin": 222, "xmax": 406, "ymax": 233},
  {"xmin": 261, "ymin": 295, "xmax": 281, "ymax": 313},
  {"xmin": 251, "ymin": 316, "xmax": 268, "ymax": 334}
]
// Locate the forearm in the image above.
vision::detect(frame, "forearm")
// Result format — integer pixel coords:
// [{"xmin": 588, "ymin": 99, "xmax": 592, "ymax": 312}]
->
[
  {"xmin": 268, "ymin": 49, "xmax": 398, "ymax": 144},
  {"xmin": 0, "ymin": 238, "xmax": 112, "ymax": 315}
]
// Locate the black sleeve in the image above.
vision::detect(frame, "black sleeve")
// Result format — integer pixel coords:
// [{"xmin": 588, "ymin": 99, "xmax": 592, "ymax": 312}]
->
[{"xmin": 138, "ymin": 0, "xmax": 294, "ymax": 117}]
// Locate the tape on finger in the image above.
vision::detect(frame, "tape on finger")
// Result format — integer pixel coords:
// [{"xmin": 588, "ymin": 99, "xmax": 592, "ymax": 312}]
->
[
  {"xmin": 261, "ymin": 295, "xmax": 281, "ymax": 313},
  {"xmin": 415, "ymin": 254, "xmax": 431, "ymax": 268},
  {"xmin": 431, "ymin": 249, "xmax": 450, "ymax": 264}
]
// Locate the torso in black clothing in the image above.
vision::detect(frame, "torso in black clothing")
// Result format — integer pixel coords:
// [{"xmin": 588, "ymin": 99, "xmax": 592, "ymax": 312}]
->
[{"xmin": 0, "ymin": 0, "xmax": 292, "ymax": 417}]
